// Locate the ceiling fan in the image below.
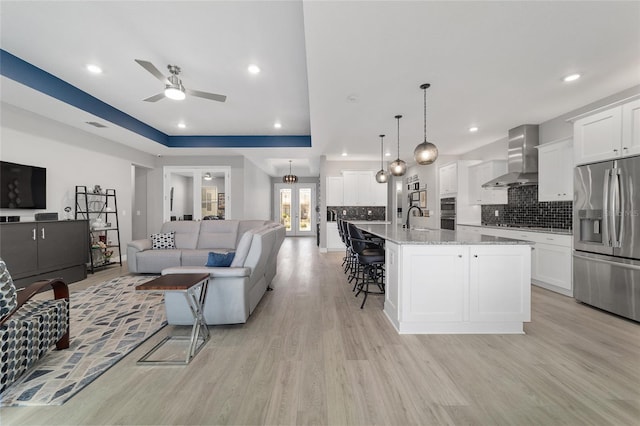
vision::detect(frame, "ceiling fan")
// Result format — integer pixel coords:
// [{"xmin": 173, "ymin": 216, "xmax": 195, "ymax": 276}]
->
[{"xmin": 134, "ymin": 59, "xmax": 227, "ymax": 103}]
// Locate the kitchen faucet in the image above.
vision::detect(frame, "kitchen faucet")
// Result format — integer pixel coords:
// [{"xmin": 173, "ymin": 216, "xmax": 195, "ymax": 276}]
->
[{"xmin": 405, "ymin": 205, "xmax": 424, "ymax": 228}]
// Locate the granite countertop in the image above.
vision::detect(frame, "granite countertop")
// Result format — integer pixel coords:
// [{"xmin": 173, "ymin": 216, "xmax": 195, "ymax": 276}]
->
[
  {"xmin": 458, "ymin": 223, "xmax": 572, "ymax": 236},
  {"xmin": 355, "ymin": 224, "xmax": 533, "ymax": 246}
]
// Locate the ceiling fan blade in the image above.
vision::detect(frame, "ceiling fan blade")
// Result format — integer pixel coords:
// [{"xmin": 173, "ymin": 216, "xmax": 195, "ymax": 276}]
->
[
  {"xmin": 186, "ymin": 88, "xmax": 227, "ymax": 102},
  {"xmin": 143, "ymin": 93, "xmax": 165, "ymax": 102},
  {"xmin": 135, "ymin": 59, "xmax": 169, "ymax": 84}
]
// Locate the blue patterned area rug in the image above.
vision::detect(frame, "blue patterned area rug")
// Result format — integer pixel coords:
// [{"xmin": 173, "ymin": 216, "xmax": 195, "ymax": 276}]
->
[{"xmin": 0, "ymin": 275, "xmax": 166, "ymax": 407}]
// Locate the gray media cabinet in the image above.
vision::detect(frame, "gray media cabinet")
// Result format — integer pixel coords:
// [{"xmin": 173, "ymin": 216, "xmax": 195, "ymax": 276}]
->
[{"xmin": 0, "ymin": 219, "xmax": 89, "ymax": 289}]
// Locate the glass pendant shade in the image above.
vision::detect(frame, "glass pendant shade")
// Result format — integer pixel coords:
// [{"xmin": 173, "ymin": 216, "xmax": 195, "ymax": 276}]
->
[
  {"xmin": 375, "ymin": 169, "xmax": 389, "ymax": 183},
  {"xmin": 414, "ymin": 83, "xmax": 439, "ymax": 165},
  {"xmin": 375, "ymin": 134, "xmax": 390, "ymax": 183},
  {"xmin": 414, "ymin": 141, "xmax": 438, "ymax": 165},
  {"xmin": 389, "ymin": 159, "xmax": 407, "ymax": 176},
  {"xmin": 388, "ymin": 115, "xmax": 406, "ymax": 177},
  {"xmin": 282, "ymin": 160, "xmax": 298, "ymax": 184}
]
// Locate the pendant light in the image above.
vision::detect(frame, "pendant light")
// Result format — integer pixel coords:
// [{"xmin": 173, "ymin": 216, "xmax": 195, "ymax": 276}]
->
[
  {"xmin": 375, "ymin": 134, "xmax": 389, "ymax": 183},
  {"xmin": 414, "ymin": 83, "xmax": 439, "ymax": 165},
  {"xmin": 389, "ymin": 115, "xmax": 407, "ymax": 176},
  {"xmin": 282, "ymin": 160, "xmax": 298, "ymax": 184}
]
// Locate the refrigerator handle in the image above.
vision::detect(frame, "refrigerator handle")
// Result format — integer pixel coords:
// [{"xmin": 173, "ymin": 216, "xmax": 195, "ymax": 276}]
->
[
  {"xmin": 603, "ymin": 168, "xmax": 612, "ymax": 247},
  {"xmin": 613, "ymin": 168, "xmax": 624, "ymax": 248}
]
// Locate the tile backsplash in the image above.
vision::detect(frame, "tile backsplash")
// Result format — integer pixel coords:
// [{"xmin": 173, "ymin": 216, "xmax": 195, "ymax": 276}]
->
[
  {"xmin": 327, "ymin": 206, "xmax": 386, "ymax": 221},
  {"xmin": 481, "ymin": 185, "xmax": 572, "ymax": 229}
]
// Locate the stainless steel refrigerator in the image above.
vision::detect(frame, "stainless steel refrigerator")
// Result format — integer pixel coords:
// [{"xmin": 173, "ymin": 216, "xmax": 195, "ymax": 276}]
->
[{"xmin": 574, "ymin": 155, "xmax": 640, "ymax": 321}]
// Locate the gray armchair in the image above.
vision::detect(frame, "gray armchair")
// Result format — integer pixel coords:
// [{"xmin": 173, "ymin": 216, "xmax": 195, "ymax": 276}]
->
[{"xmin": 0, "ymin": 258, "xmax": 70, "ymax": 394}]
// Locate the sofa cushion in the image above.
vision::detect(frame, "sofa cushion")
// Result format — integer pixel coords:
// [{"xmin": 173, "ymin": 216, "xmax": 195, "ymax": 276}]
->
[
  {"xmin": 136, "ymin": 249, "xmax": 182, "ymax": 273},
  {"xmin": 197, "ymin": 220, "xmax": 240, "ymax": 249},
  {"xmin": 230, "ymin": 231, "xmax": 254, "ymax": 267},
  {"xmin": 160, "ymin": 221, "xmax": 201, "ymax": 249},
  {"xmin": 151, "ymin": 231, "xmax": 176, "ymax": 249},
  {"xmin": 206, "ymin": 252, "xmax": 235, "ymax": 267},
  {"xmin": 237, "ymin": 220, "xmax": 268, "ymax": 245},
  {"xmin": 0, "ymin": 259, "xmax": 17, "ymax": 319}
]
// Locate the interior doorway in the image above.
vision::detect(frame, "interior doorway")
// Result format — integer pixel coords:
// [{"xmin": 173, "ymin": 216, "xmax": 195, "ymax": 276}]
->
[
  {"xmin": 274, "ymin": 183, "xmax": 316, "ymax": 236},
  {"xmin": 163, "ymin": 166, "xmax": 231, "ymax": 222}
]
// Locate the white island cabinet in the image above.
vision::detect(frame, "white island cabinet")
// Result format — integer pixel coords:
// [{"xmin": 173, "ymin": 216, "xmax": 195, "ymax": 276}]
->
[{"xmin": 359, "ymin": 224, "xmax": 532, "ymax": 334}]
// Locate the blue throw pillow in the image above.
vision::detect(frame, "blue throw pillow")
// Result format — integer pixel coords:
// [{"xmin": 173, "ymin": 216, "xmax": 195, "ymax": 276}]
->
[{"xmin": 206, "ymin": 252, "xmax": 235, "ymax": 267}]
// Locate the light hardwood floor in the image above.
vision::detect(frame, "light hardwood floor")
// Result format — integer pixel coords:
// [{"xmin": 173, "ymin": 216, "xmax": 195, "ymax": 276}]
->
[{"xmin": 2, "ymin": 237, "xmax": 639, "ymax": 425}]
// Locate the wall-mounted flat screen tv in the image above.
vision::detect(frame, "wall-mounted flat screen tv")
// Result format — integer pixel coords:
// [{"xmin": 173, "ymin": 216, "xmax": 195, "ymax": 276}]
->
[{"xmin": 0, "ymin": 161, "xmax": 47, "ymax": 209}]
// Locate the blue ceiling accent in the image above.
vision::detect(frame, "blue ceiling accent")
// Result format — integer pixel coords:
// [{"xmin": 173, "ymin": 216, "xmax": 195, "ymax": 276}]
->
[
  {"xmin": 0, "ymin": 49, "xmax": 312, "ymax": 149},
  {"xmin": 0, "ymin": 49, "xmax": 168, "ymax": 145},
  {"xmin": 168, "ymin": 135, "xmax": 312, "ymax": 148}
]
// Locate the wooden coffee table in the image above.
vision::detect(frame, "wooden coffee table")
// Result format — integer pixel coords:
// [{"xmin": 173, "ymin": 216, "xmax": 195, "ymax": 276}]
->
[{"xmin": 135, "ymin": 273, "xmax": 210, "ymax": 365}]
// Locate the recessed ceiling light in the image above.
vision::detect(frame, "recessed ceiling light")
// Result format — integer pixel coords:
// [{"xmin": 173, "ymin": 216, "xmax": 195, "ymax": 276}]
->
[
  {"xmin": 86, "ymin": 64, "xmax": 102, "ymax": 74},
  {"xmin": 341, "ymin": 152, "xmax": 348, "ymax": 157},
  {"xmin": 248, "ymin": 64, "xmax": 261, "ymax": 74},
  {"xmin": 273, "ymin": 122, "xmax": 282, "ymax": 129},
  {"xmin": 178, "ymin": 122, "xmax": 186, "ymax": 129},
  {"xmin": 469, "ymin": 126, "xmax": 479, "ymax": 132},
  {"xmin": 385, "ymin": 152, "xmax": 391, "ymax": 157},
  {"xmin": 563, "ymin": 73, "xmax": 581, "ymax": 83}
]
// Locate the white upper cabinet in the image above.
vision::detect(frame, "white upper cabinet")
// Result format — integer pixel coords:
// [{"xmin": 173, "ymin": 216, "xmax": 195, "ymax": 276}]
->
[
  {"xmin": 326, "ymin": 177, "xmax": 344, "ymax": 206},
  {"xmin": 537, "ymin": 138, "xmax": 573, "ymax": 202},
  {"xmin": 439, "ymin": 163, "xmax": 457, "ymax": 197},
  {"xmin": 573, "ymin": 98, "xmax": 640, "ymax": 165},
  {"xmin": 622, "ymin": 99, "xmax": 640, "ymax": 157},
  {"xmin": 341, "ymin": 171, "xmax": 387, "ymax": 206},
  {"xmin": 371, "ymin": 180, "xmax": 388, "ymax": 206},
  {"xmin": 467, "ymin": 160, "xmax": 508, "ymax": 205}
]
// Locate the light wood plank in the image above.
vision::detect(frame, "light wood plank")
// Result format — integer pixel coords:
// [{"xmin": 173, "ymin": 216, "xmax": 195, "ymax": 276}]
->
[{"xmin": 3, "ymin": 237, "xmax": 639, "ymax": 425}]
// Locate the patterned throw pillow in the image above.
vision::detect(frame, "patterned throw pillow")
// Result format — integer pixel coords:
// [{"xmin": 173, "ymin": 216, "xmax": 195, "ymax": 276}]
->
[
  {"xmin": 151, "ymin": 232, "xmax": 176, "ymax": 249},
  {"xmin": 0, "ymin": 258, "xmax": 17, "ymax": 319}
]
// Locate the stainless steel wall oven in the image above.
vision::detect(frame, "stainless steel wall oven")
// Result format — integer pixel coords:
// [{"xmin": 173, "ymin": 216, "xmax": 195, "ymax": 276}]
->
[{"xmin": 440, "ymin": 197, "xmax": 456, "ymax": 230}]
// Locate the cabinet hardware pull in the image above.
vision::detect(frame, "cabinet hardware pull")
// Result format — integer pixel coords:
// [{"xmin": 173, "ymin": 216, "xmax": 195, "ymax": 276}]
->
[
  {"xmin": 613, "ymin": 149, "xmax": 618, "ymax": 152},
  {"xmin": 473, "ymin": 254, "xmax": 478, "ymax": 258},
  {"xmin": 458, "ymin": 254, "xmax": 462, "ymax": 258},
  {"xmin": 41, "ymin": 228, "xmax": 46, "ymax": 239},
  {"xmin": 32, "ymin": 228, "xmax": 36, "ymax": 241}
]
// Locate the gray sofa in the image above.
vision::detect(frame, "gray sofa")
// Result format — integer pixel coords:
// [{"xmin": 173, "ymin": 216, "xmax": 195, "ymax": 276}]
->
[{"xmin": 127, "ymin": 220, "xmax": 285, "ymax": 325}]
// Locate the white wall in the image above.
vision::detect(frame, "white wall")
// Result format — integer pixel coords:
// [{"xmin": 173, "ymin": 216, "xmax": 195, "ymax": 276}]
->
[
  {"xmin": 243, "ymin": 158, "xmax": 271, "ymax": 219},
  {"xmin": 132, "ymin": 166, "xmax": 149, "ymax": 240},
  {"xmin": 0, "ymin": 104, "xmax": 156, "ymax": 258}
]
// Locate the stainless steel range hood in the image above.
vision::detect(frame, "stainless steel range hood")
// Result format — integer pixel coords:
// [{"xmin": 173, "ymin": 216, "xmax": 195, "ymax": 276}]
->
[{"xmin": 482, "ymin": 124, "xmax": 539, "ymax": 188}]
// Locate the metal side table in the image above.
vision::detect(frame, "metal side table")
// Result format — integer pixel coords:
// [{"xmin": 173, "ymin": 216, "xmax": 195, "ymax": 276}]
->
[{"xmin": 135, "ymin": 273, "xmax": 210, "ymax": 365}]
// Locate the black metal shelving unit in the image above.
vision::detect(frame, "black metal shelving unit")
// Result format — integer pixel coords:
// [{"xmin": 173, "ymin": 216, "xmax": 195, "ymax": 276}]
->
[{"xmin": 75, "ymin": 185, "xmax": 122, "ymax": 273}]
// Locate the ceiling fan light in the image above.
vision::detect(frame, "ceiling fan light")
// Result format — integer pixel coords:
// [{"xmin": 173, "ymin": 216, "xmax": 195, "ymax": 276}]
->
[
  {"xmin": 414, "ymin": 141, "xmax": 439, "ymax": 165},
  {"xmin": 165, "ymin": 85, "xmax": 185, "ymax": 100}
]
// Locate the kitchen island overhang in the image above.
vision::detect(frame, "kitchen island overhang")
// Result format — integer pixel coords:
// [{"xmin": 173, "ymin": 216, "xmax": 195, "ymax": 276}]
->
[{"xmin": 355, "ymin": 224, "xmax": 533, "ymax": 334}]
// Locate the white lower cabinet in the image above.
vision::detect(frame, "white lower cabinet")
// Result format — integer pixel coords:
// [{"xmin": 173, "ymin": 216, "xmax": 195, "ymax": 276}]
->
[
  {"xmin": 531, "ymin": 242, "xmax": 572, "ymax": 294},
  {"xmin": 384, "ymin": 241, "xmax": 531, "ymax": 334},
  {"xmin": 469, "ymin": 245, "xmax": 531, "ymax": 323},
  {"xmin": 326, "ymin": 222, "xmax": 345, "ymax": 251},
  {"xmin": 401, "ymin": 245, "xmax": 466, "ymax": 322},
  {"xmin": 458, "ymin": 226, "xmax": 573, "ymax": 296}
]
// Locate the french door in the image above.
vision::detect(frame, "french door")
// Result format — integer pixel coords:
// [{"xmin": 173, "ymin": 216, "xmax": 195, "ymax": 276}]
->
[{"xmin": 274, "ymin": 183, "xmax": 316, "ymax": 236}]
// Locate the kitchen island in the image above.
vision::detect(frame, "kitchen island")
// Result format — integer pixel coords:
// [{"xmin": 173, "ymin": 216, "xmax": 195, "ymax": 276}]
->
[{"xmin": 355, "ymin": 224, "xmax": 533, "ymax": 334}]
